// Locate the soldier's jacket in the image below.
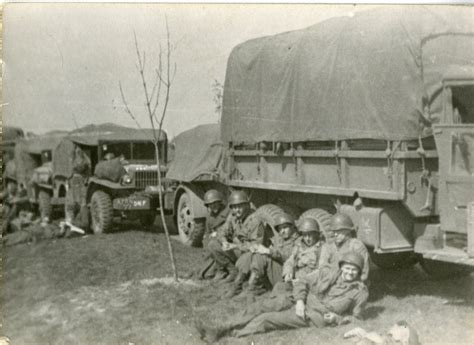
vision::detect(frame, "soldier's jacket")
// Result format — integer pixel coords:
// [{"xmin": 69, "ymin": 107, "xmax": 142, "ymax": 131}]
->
[
  {"xmin": 282, "ymin": 237, "xmax": 322, "ymax": 279},
  {"xmin": 217, "ymin": 210, "xmax": 268, "ymax": 250},
  {"xmin": 205, "ymin": 206, "xmax": 230, "ymax": 235},
  {"xmin": 319, "ymin": 238, "xmax": 370, "ymax": 281},
  {"xmin": 268, "ymin": 233, "xmax": 300, "ymax": 264},
  {"xmin": 293, "ymin": 264, "xmax": 368, "ymax": 320}
]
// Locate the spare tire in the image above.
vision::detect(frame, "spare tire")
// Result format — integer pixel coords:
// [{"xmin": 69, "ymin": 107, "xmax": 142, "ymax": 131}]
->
[
  {"xmin": 297, "ymin": 208, "xmax": 332, "ymax": 239},
  {"xmin": 254, "ymin": 204, "xmax": 286, "ymax": 228}
]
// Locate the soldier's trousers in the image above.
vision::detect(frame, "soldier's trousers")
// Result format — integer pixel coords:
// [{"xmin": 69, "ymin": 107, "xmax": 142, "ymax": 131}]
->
[
  {"xmin": 207, "ymin": 239, "xmax": 239, "ymax": 271},
  {"xmin": 234, "ymin": 308, "xmax": 310, "ymax": 337},
  {"xmin": 251, "ymin": 254, "xmax": 284, "ymax": 287},
  {"xmin": 65, "ymin": 175, "xmax": 87, "ymax": 223}
]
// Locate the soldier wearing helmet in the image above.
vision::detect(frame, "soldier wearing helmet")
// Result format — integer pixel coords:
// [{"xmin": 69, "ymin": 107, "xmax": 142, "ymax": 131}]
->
[
  {"xmin": 197, "ymin": 251, "xmax": 369, "ymax": 341},
  {"xmin": 226, "ymin": 212, "xmax": 301, "ymax": 297},
  {"xmin": 197, "ymin": 189, "xmax": 230, "ymax": 281},
  {"xmin": 208, "ymin": 190, "xmax": 267, "ymax": 286},
  {"xmin": 319, "ymin": 213, "xmax": 370, "ymax": 281},
  {"xmin": 281, "ymin": 217, "xmax": 323, "ymax": 283}
]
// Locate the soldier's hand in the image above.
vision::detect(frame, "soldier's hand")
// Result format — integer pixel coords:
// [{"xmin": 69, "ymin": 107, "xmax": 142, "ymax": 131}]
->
[
  {"xmin": 256, "ymin": 244, "xmax": 270, "ymax": 255},
  {"xmin": 210, "ymin": 231, "xmax": 217, "ymax": 238},
  {"xmin": 323, "ymin": 312, "xmax": 337, "ymax": 325},
  {"xmin": 283, "ymin": 273, "xmax": 293, "ymax": 283},
  {"xmin": 295, "ymin": 300, "xmax": 306, "ymax": 319}
]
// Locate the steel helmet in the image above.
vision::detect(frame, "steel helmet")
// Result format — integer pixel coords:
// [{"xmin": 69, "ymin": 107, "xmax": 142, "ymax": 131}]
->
[
  {"xmin": 330, "ymin": 213, "xmax": 355, "ymax": 232},
  {"xmin": 338, "ymin": 251, "xmax": 364, "ymax": 272},
  {"xmin": 204, "ymin": 189, "xmax": 223, "ymax": 205},
  {"xmin": 228, "ymin": 190, "xmax": 250, "ymax": 206},
  {"xmin": 298, "ymin": 218, "xmax": 320, "ymax": 233},
  {"xmin": 275, "ymin": 213, "xmax": 295, "ymax": 227}
]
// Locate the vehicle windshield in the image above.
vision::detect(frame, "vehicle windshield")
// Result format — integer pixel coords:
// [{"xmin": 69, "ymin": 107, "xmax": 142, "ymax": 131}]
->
[{"xmin": 101, "ymin": 141, "xmax": 164, "ymax": 163}]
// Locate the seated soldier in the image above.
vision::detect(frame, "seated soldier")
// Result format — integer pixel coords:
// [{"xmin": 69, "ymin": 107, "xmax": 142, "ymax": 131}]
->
[
  {"xmin": 197, "ymin": 189, "xmax": 230, "ymax": 280},
  {"xmin": 319, "ymin": 213, "xmax": 370, "ymax": 282},
  {"xmin": 207, "ymin": 190, "xmax": 268, "ymax": 286},
  {"xmin": 196, "ymin": 252, "xmax": 368, "ymax": 342},
  {"xmin": 2, "ymin": 179, "xmax": 30, "ymax": 235},
  {"xmin": 242, "ymin": 213, "xmax": 300, "ymax": 296},
  {"xmin": 282, "ymin": 217, "xmax": 322, "ymax": 282}
]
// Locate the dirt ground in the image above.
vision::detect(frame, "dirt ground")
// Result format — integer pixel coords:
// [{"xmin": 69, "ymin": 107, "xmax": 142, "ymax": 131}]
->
[{"xmin": 1, "ymin": 218, "xmax": 473, "ymax": 345}]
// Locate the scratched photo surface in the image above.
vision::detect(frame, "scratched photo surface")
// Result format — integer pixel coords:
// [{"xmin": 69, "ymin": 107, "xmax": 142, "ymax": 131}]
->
[{"xmin": 1, "ymin": 4, "xmax": 474, "ymax": 345}]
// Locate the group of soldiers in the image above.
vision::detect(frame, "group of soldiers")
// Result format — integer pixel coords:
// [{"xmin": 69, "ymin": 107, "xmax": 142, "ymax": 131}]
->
[{"xmin": 195, "ymin": 189, "xmax": 370, "ymax": 342}]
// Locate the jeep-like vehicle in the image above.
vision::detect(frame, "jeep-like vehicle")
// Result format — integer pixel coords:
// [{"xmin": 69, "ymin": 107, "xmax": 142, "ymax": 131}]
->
[{"xmin": 50, "ymin": 123, "xmax": 167, "ymax": 233}]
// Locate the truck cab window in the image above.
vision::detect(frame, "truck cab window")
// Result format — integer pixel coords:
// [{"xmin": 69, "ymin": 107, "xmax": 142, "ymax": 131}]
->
[{"xmin": 452, "ymin": 85, "xmax": 474, "ymax": 124}]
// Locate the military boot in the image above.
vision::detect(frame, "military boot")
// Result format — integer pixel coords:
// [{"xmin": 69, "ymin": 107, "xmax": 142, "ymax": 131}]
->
[
  {"xmin": 247, "ymin": 271, "xmax": 266, "ymax": 296},
  {"xmin": 224, "ymin": 272, "xmax": 246, "ymax": 298},
  {"xmin": 222, "ymin": 266, "xmax": 238, "ymax": 283}
]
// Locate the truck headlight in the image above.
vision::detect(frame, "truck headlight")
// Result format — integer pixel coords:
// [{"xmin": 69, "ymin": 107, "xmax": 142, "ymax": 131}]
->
[{"xmin": 121, "ymin": 174, "xmax": 133, "ymax": 185}]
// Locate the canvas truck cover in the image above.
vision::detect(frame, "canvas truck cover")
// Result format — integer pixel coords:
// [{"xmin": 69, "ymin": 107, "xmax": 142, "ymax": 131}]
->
[
  {"xmin": 53, "ymin": 123, "xmax": 167, "ymax": 179},
  {"xmin": 13, "ymin": 134, "xmax": 66, "ymax": 187},
  {"xmin": 166, "ymin": 124, "xmax": 224, "ymax": 182},
  {"xmin": 221, "ymin": 6, "xmax": 474, "ymax": 143}
]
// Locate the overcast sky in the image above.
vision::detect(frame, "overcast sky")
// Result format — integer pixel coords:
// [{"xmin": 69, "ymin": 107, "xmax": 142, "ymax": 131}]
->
[{"xmin": 3, "ymin": 3, "xmax": 377, "ymax": 137}]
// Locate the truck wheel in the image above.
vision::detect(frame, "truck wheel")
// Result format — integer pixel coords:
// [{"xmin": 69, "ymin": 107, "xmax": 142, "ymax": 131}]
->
[
  {"xmin": 177, "ymin": 192, "xmax": 205, "ymax": 247},
  {"xmin": 38, "ymin": 189, "xmax": 52, "ymax": 221},
  {"xmin": 298, "ymin": 208, "xmax": 332, "ymax": 240},
  {"xmin": 254, "ymin": 204, "xmax": 285, "ymax": 228},
  {"xmin": 90, "ymin": 190, "xmax": 113, "ymax": 234},
  {"xmin": 420, "ymin": 258, "xmax": 473, "ymax": 279},
  {"xmin": 370, "ymin": 251, "xmax": 418, "ymax": 270}
]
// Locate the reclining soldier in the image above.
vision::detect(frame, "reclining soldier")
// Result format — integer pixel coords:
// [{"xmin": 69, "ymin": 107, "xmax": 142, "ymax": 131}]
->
[
  {"xmin": 319, "ymin": 213, "xmax": 370, "ymax": 282},
  {"xmin": 197, "ymin": 189, "xmax": 230, "ymax": 280},
  {"xmin": 207, "ymin": 190, "xmax": 268, "ymax": 285},
  {"xmin": 196, "ymin": 252, "xmax": 368, "ymax": 342}
]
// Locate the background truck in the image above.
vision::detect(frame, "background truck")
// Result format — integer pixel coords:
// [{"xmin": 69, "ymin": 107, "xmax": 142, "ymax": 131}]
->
[
  {"xmin": 13, "ymin": 132, "xmax": 67, "ymax": 221},
  {"xmin": 164, "ymin": 7, "xmax": 474, "ymax": 277},
  {"xmin": 49, "ymin": 123, "xmax": 168, "ymax": 233}
]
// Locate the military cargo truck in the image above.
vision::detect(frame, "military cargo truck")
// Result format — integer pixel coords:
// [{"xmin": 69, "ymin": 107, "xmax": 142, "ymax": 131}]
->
[
  {"xmin": 13, "ymin": 132, "xmax": 67, "ymax": 221},
  {"xmin": 50, "ymin": 124, "xmax": 168, "ymax": 233},
  {"xmin": 165, "ymin": 7, "xmax": 474, "ymax": 277}
]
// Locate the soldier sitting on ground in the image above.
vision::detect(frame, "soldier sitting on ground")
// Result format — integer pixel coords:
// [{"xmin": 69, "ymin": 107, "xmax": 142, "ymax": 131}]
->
[
  {"xmin": 207, "ymin": 190, "xmax": 268, "ymax": 289},
  {"xmin": 196, "ymin": 251, "xmax": 368, "ymax": 342},
  {"xmin": 195, "ymin": 189, "xmax": 230, "ymax": 280},
  {"xmin": 319, "ymin": 213, "xmax": 370, "ymax": 282},
  {"xmin": 2, "ymin": 178, "xmax": 30, "ymax": 235},
  {"xmin": 233, "ymin": 213, "xmax": 300, "ymax": 297}
]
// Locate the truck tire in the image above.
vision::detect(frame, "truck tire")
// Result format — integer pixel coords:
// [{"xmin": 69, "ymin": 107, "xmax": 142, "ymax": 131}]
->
[
  {"xmin": 254, "ymin": 204, "xmax": 285, "ymax": 228},
  {"xmin": 38, "ymin": 189, "xmax": 52, "ymax": 221},
  {"xmin": 298, "ymin": 208, "xmax": 332, "ymax": 239},
  {"xmin": 177, "ymin": 192, "xmax": 205, "ymax": 247},
  {"xmin": 420, "ymin": 258, "xmax": 473, "ymax": 279},
  {"xmin": 90, "ymin": 190, "xmax": 113, "ymax": 234},
  {"xmin": 370, "ymin": 251, "xmax": 418, "ymax": 270},
  {"xmin": 273, "ymin": 201, "xmax": 302, "ymax": 220}
]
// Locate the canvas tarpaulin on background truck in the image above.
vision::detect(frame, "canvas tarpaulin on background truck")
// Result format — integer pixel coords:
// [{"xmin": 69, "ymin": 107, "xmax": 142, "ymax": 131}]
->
[
  {"xmin": 221, "ymin": 6, "xmax": 474, "ymax": 143},
  {"xmin": 166, "ymin": 124, "xmax": 224, "ymax": 182}
]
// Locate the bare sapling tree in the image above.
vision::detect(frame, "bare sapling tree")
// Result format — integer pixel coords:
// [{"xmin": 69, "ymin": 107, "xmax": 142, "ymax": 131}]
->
[{"xmin": 119, "ymin": 20, "xmax": 179, "ymax": 281}]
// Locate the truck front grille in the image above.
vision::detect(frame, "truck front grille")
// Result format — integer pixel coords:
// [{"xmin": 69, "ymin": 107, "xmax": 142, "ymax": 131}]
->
[{"xmin": 135, "ymin": 171, "xmax": 165, "ymax": 189}]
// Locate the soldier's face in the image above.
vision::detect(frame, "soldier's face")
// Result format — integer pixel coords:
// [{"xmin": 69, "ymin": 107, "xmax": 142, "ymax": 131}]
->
[
  {"xmin": 277, "ymin": 223, "xmax": 294, "ymax": 240},
  {"xmin": 302, "ymin": 232, "xmax": 318, "ymax": 246},
  {"xmin": 333, "ymin": 229, "xmax": 351, "ymax": 245},
  {"xmin": 207, "ymin": 201, "xmax": 222, "ymax": 215},
  {"xmin": 340, "ymin": 263, "xmax": 360, "ymax": 282},
  {"xmin": 230, "ymin": 202, "xmax": 249, "ymax": 219}
]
